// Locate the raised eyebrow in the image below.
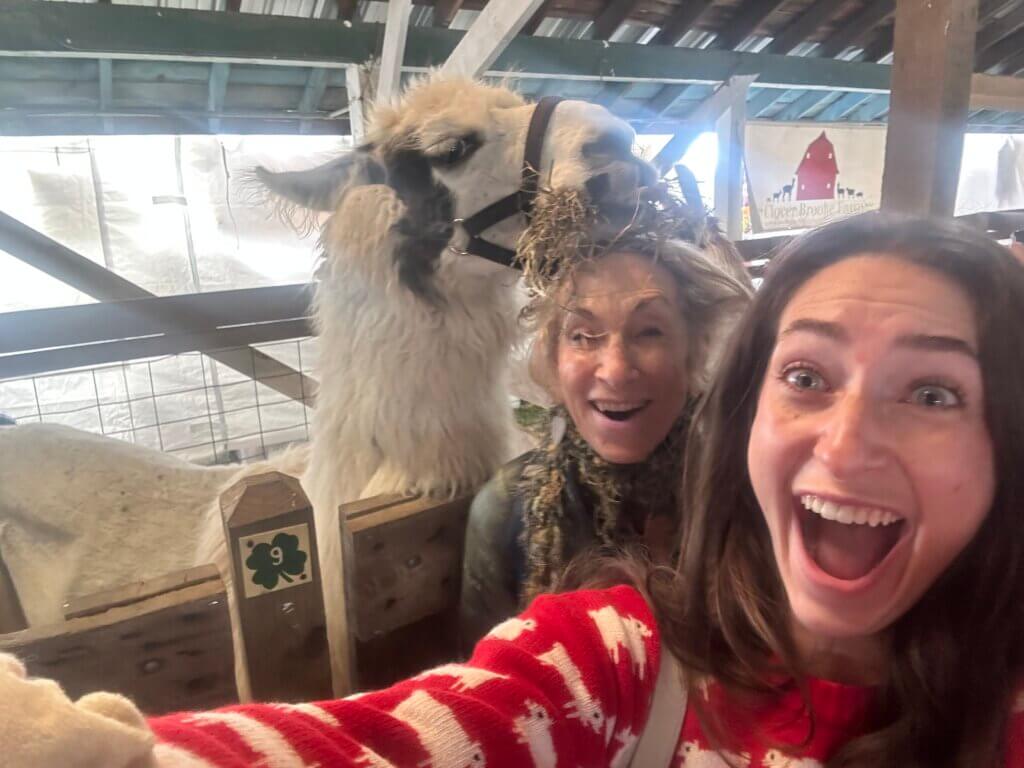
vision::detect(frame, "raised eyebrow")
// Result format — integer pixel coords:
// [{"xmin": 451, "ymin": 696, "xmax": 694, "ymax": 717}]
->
[
  {"xmin": 780, "ymin": 318, "xmax": 848, "ymax": 342},
  {"xmin": 895, "ymin": 333, "xmax": 978, "ymax": 359}
]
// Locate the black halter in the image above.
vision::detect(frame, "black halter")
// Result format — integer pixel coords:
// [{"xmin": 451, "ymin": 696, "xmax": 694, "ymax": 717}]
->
[{"xmin": 453, "ymin": 96, "xmax": 565, "ymax": 268}]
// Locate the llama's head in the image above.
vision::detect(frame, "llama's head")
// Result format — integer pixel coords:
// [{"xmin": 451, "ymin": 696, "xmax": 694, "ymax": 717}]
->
[{"xmin": 257, "ymin": 75, "xmax": 656, "ymax": 300}]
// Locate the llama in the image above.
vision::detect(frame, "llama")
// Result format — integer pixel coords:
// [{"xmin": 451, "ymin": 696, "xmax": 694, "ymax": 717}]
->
[{"xmin": 0, "ymin": 74, "xmax": 656, "ymax": 699}]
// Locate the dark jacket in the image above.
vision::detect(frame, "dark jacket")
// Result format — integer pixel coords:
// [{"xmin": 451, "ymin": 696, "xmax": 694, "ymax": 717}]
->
[{"xmin": 458, "ymin": 450, "xmax": 672, "ymax": 651}]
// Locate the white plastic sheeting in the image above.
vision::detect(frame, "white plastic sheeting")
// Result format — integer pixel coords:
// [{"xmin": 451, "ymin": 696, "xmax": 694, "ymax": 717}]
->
[{"xmin": 0, "ymin": 134, "xmax": 350, "ymax": 462}]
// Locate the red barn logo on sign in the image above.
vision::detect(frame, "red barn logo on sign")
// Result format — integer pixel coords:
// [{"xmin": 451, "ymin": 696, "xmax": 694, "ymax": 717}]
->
[{"xmin": 796, "ymin": 131, "xmax": 839, "ymax": 200}]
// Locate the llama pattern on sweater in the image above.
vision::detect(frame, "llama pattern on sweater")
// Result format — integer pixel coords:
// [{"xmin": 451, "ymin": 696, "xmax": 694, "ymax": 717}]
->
[
  {"xmin": 678, "ymin": 741, "xmax": 751, "ymax": 767},
  {"xmin": 610, "ymin": 727, "xmax": 639, "ymax": 767},
  {"xmin": 513, "ymin": 700, "xmax": 557, "ymax": 768},
  {"xmin": 538, "ymin": 641, "xmax": 609, "ymax": 738},
  {"xmin": 588, "ymin": 605, "xmax": 654, "ymax": 680},
  {"xmin": 760, "ymin": 750, "xmax": 822, "ymax": 768},
  {"xmin": 390, "ymin": 690, "xmax": 486, "ymax": 768},
  {"xmin": 487, "ymin": 617, "xmax": 537, "ymax": 642},
  {"xmin": 413, "ymin": 664, "xmax": 509, "ymax": 692},
  {"xmin": 133, "ymin": 587, "xmax": 1024, "ymax": 768}
]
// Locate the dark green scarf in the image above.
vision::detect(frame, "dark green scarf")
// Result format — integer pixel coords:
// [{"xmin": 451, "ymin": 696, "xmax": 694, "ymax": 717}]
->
[{"xmin": 518, "ymin": 404, "xmax": 691, "ymax": 604}]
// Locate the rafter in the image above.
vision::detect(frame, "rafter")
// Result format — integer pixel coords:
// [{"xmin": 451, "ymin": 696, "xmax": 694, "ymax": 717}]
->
[
  {"xmin": 522, "ymin": 0, "xmax": 553, "ymax": 35},
  {"xmin": 857, "ymin": 24, "xmax": 894, "ymax": 62},
  {"xmin": 815, "ymin": 0, "xmax": 896, "ymax": 58},
  {"xmin": 745, "ymin": 87, "xmax": 786, "ymax": 117},
  {"xmin": 765, "ymin": 0, "xmax": 847, "ymax": 54},
  {"xmin": 711, "ymin": 0, "xmax": 788, "ymax": 51},
  {"xmin": 592, "ymin": 0, "xmax": 643, "ymax": 41},
  {"xmin": 815, "ymin": 91, "xmax": 873, "ymax": 121},
  {"xmin": 776, "ymin": 90, "xmax": 834, "ymax": 120},
  {"xmin": 975, "ymin": 2, "xmax": 1024, "ymax": 52},
  {"xmin": 977, "ymin": 26, "xmax": 1024, "ymax": 71},
  {"xmin": 651, "ymin": 0, "xmax": 716, "ymax": 46},
  {"xmin": 432, "ymin": 0, "xmax": 464, "ymax": 28},
  {"xmin": 335, "ymin": 0, "xmax": 358, "ymax": 22}
]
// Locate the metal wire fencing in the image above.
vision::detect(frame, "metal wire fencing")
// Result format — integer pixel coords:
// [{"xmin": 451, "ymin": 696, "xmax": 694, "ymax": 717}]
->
[{"xmin": 0, "ymin": 337, "xmax": 317, "ymax": 465}]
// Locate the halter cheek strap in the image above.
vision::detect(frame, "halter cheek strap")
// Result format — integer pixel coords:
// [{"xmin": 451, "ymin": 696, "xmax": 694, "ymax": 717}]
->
[{"xmin": 456, "ymin": 96, "xmax": 565, "ymax": 268}]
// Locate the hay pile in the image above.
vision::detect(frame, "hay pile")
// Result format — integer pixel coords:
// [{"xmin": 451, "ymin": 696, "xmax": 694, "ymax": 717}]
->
[{"xmin": 513, "ymin": 182, "xmax": 709, "ymax": 301}]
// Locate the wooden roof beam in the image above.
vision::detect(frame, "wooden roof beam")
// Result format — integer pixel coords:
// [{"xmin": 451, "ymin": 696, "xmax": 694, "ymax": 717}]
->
[
  {"xmin": 377, "ymin": 0, "xmax": 411, "ymax": 105},
  {"xmin": 857, "ymin": 24, "xmax": 894, "ymax": 62},
  {"xmin": 440, "ymin": 0, "xmax": 545, "ymax": 79},
  {"xmin": 977, "ymin": 26, "xmax": 1024, "ymax": 71},
  {"xmin": 815, "ymin": 0, "xmax": 896, "ymax": 59},
  {"xmin": 881, "ymin": 0, "xmax": 979, "ymax": 217},
  {"xmin": 711, "ymin": 0, "xmax": 789, "ymax": 51},
  {"xmin": 776, "ymin": 89, "xmax": 834, "ymax": 120},
  {"xmin": 765, "ymin": 0, "xmax": 846, "ymax": 55},
  {"xmin": 432, "ymin": 0, "xmax": 464, "ymax": 28},
  {"xmin": 975, "ymin": 1, "xmax": 1024, "ymax": 52},
  {"xmin": 815, "ymin": 90, "xmax": 873, "ymax": 120},
  {"xmin": 651, "ymin": 0, "xmax": 716, "ymax": 46},
  {"xmin": 592, "ymin": 0, "xmax": 644, "ymax": 41},
  {"xmin": 522, "ymin": 0, "xmax": 552, "ymax": 35},
  {"xmin": 335, "ymin": 0, "xmax": 358, "ymax": 22}
]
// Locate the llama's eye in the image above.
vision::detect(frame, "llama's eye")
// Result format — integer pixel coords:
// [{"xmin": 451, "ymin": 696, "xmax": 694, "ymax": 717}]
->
[{"xmin": 427, "ymin": 134, "xmax": 480, "ymax": 168}]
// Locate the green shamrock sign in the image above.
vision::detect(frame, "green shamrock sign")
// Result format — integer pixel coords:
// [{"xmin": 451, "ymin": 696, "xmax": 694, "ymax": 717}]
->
[{"xmin": 245, "ymin": 532, "xmax": 308, "ymax": 592}]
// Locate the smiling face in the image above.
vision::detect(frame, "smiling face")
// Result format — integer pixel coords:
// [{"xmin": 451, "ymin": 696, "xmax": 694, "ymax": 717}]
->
[
  {"xmin": 554, "ymin": 252, "xmax": 690, "ymax": 464},
  {"xmin": 747, "ymin": 255, "xmax": 995, "ymax": 653}
]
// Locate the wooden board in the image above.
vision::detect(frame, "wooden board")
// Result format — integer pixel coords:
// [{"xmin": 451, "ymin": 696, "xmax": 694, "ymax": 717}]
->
[
  {"xmin": 881, "ymin": 0, "xmax": 979, "ymax": 216},
  {"xmin": 346, "ymin": 494, "xmax": 472, "ymax": 643},
  {"xmin": 0, "ymin": 571, "xmax": 236, "ymax": 715}
]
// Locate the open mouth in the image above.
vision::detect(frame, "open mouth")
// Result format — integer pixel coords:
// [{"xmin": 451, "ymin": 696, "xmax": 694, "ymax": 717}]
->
[
  {"xmin": 797, "ymin": 494, "xmax": 906, "ymax": 582},
  {"xmin": 590, "ymin": 399, "xmax": 650, "ymax": 422}
]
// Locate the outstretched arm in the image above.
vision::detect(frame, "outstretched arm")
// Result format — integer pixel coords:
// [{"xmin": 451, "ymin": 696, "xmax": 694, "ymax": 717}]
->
[{"xmin": 2, "ymin": 585, "xmax": 660, "ymax": 768}]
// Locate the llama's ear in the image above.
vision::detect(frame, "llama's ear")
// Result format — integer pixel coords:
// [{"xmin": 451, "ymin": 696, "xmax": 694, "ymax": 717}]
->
[
  {"xmin": 255, "ymin": 147, "xmax": 385, "ymax": 212},
  {"xmin": 673, "ymin": 163, "xmax": 705, "ymax": 214}
]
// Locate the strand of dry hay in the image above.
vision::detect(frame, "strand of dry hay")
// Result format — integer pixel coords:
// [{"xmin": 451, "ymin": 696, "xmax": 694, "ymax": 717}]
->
[{"xmin": 514, "ymin": 182, "xmax": 711, "ymax": 302}]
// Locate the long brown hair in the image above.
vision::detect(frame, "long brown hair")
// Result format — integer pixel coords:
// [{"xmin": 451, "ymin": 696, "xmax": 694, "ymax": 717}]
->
[{"xmin": 653, "ymin": 212, "xmax": 1024, "ymax": 766}]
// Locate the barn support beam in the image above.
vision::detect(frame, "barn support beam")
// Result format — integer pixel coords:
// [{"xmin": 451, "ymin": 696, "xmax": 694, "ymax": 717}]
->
[
  {"xmin": 881, "ymin": 0, "xmax": 979, "ymax": 217},
  {"xmin": 766, "ymin": 0, "xmax": 847, "ymax": 54},
  {"xmin": 653, "ymin": 76, "xmax": 758, "ymax": 176},
  {"xmin": 377, "ymin": 0, "xmax": 412, "ymax": 105},
  {"xmin": 345, "ymin": 64, "xmax": 372, "ymax": 143},
  {"xmin": 591, "ymin": 0, "xmax": 643, "ymax": 41},
  {"xmin": 208, "ymin": 62, "xmax": 230, "ymax": 133},
  {"xmin": 440, "ymin": 0, "xmax": 547, "ymax": 79},
  {"xmin": 714, "ymin": 77, "xmax": 752, "ymax": 241},
  {"xmin": 0, "ymin": 210, "xmax": 316, "ymax": 403}
]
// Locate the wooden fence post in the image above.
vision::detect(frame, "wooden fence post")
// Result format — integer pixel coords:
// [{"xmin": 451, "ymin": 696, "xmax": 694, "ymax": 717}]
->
[{"xmin": 221, "ymin": 471, "xmax": 332, "ymax": 702}]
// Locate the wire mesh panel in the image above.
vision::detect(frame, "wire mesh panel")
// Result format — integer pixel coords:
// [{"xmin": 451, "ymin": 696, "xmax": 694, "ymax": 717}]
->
[{"xmin": 0, "ymin": 337, "xmax": 317, "ymax": 465}]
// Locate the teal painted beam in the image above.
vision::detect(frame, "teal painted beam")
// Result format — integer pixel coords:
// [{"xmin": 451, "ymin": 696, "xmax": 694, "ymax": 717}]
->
[
  {"xmin": 815, "ymin": 91, "xmax": 873, "ymax": 121},
  {"xmin": 848, "ymin": 93, "xmax": 889, "ymax": 122},
  {"xmin": 746, "ymin": 87, "xmax": 786, "ymax": 117},
  {"xmin": 298, "ymin": 67, "xmax": 330, "ymax": 112},
  {"xmin": 207, "ymin": 63, "xmax": 230, "ymax": 111},
  {"xmin": 776, "ymin": 89, "xmax": 832, "ymax": 120},
  {"xmin": 0, "ymin": 0, "xmax": 894, "ymax": 92}
]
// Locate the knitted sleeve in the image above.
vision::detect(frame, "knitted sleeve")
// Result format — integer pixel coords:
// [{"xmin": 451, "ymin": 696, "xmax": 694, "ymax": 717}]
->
[
  {"xmin": 148, "ymin": 585, "xmax": 661, "ymax": 768},
  {"xmin": 1004, "ymin": 693, "xmax": 1024, "ymax": 767}
]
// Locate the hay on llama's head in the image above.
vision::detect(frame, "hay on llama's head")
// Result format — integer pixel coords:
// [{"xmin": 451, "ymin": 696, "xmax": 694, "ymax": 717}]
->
[{"xmin": 256, "ymin": 75, "xmax": 655, "ymax": 300}]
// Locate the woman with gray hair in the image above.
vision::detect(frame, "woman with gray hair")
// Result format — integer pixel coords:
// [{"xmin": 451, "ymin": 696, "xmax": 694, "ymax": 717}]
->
[{"xmin": 459, "ymin": 199, "xmax": 752, "ymax": 647}]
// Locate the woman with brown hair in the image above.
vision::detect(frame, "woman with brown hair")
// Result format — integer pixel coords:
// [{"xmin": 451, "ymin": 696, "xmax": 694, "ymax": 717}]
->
[{"xmin": 5, "ymin": 212, "xmax": 1024, "ymax": 768}]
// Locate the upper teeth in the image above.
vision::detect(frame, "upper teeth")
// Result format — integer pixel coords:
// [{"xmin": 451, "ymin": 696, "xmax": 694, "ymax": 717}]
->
[
  {"xmin": 800, "ymin": 495, "xmax": 902, "ymax": 527},
  {"xmin": 594, "ymin": 401, "xmax": 644, "ymax": 412}
]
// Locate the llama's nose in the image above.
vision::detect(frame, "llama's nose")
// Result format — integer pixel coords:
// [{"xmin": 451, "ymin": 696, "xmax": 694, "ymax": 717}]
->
[{"xmin": 582, "ymin": 128, "xmax": 635, "ymax": 164}]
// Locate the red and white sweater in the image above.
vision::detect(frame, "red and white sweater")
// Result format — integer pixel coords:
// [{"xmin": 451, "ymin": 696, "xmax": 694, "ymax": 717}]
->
[{"xmin": 6, "ymin": 586, "xmax": 1024, "ymax": 767}]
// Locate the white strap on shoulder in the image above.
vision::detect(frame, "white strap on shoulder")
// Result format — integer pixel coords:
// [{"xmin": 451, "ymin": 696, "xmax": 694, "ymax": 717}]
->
[{"xmin": 627, "ymin": 647, "xmax": 688, "ymax": 768}]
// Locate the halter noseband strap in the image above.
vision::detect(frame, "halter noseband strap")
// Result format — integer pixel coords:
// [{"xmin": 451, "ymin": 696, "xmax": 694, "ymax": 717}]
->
[{"xmin": 456, "ymin": 96, "xmax": 565, "ymax": 268}]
